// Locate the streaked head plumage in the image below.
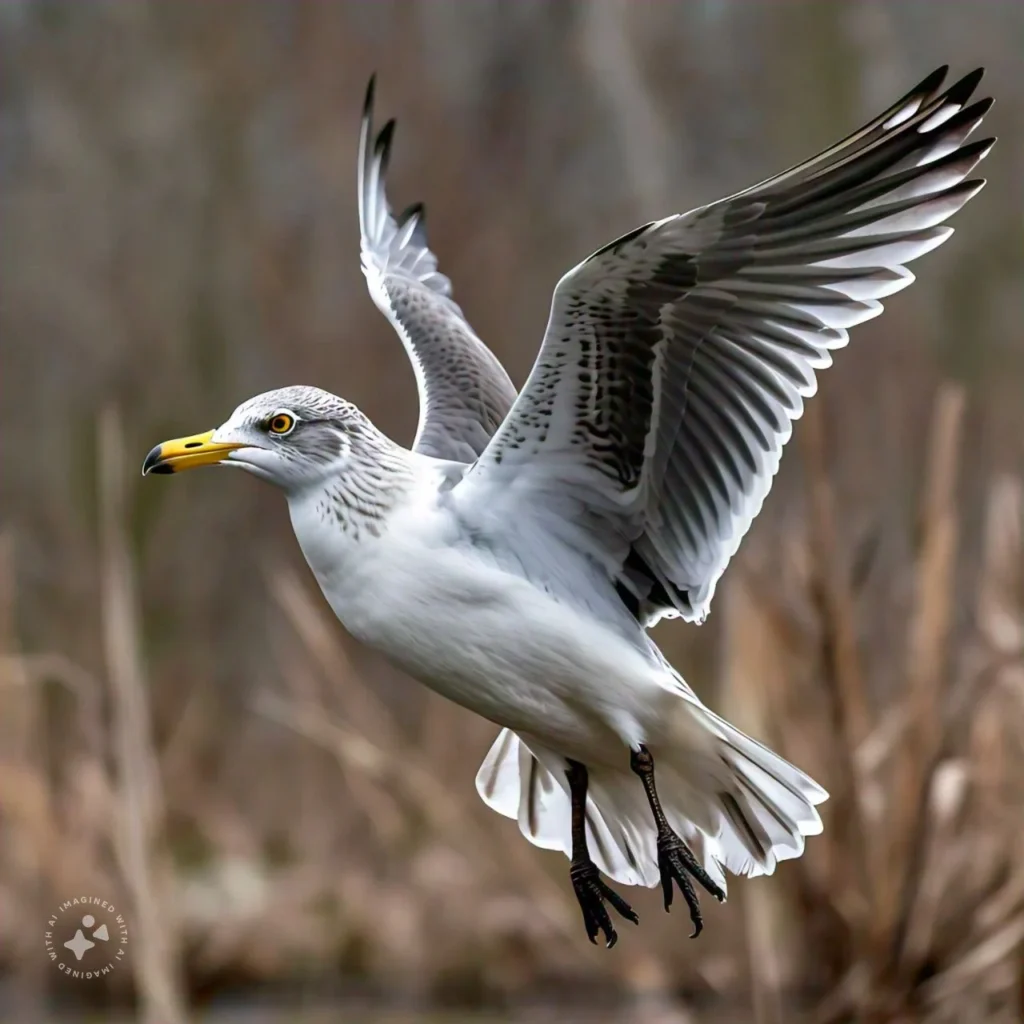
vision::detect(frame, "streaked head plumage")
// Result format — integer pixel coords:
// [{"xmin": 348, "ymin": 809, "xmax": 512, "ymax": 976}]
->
[{"xmin": 142, "ymin": 385, "xmax": 380, "ymax": 491}]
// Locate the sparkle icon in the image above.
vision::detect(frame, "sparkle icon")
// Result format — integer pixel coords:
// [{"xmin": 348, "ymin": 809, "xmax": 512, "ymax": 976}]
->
[{"xmin": 63, "ymin": 914, "xmax": 109, "ymax": 961}]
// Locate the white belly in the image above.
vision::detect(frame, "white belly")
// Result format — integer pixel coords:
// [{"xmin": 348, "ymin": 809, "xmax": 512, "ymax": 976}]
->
[{"xmin": 293, "ymin": 506, "xmax": 672, "ymax": 762}]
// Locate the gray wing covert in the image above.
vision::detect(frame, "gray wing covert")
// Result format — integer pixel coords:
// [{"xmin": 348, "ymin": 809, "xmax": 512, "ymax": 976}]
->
[{"xmin": 457, "ymin": 66, "xmax": 994, "ymax": 625}]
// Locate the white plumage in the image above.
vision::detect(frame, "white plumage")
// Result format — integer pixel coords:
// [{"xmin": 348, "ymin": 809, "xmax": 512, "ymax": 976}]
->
[{"xmin": 144, "ymin": 66, "xmax": 994, "ymax": 945}]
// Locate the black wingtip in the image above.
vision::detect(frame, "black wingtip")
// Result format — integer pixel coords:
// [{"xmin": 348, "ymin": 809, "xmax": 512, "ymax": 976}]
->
[
  {"xmin": 363, "ymin": 73, "xmax": 376, "ymax": 120},
  {"xmin": 934, "ymin": 95, "xmax": 995, "ymax": 142},
  {"xmin": 965, "ymin": 95, "xmax": 995, "ymax": 120},
  {"xmin": 911, "ymin": 65, "xmax": 949, "ymax": 103},
  {"xmin": 944, "ymin": 67, "xmax": 986, "ymax": 107},
  {"xmin": 374, "ymin": 118, "xmax": 396, "ymax": 174},
  {"xmin": 375, "ymin": 118, "xmax": 396, "ymax": 155},
  {"xmin": 396, "ymin": 201, "xmax": 425, "ymax": 228},
  {"xmin": 959, "ymin": 136, "xmax": 998, "ymax": 162}
]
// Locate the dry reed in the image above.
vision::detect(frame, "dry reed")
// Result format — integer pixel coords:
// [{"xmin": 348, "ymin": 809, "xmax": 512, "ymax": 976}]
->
[
  {"xmin": 0, "ymin": 381, "xmax": 1019, "ymax": 1022},
  {"xmin": 98, "ymin": 408, "xmax": 187, "ymax": 1024}
]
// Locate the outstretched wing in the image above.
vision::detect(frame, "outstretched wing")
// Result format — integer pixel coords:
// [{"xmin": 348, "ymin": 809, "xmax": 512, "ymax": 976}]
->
[
  {"xmin": 455, "ymin": 67, "xmax": 994, "ymax": 624},
  {"xmin": 358, "ymin": 77, "xmax": 517, "ymax": 463}
]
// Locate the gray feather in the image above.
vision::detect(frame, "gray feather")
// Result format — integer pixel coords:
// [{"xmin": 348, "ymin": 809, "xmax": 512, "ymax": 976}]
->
[
  {"xmin": 457, "ymin": 66, "xmax": 994, "ymax": 625},
  {"xmin": 358, "ymin": 77, "xmax": 517, "ymax": 463}
]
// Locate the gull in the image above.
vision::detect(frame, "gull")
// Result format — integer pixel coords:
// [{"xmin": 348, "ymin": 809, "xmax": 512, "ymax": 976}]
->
[{"xmin": 144, "ymin": 67, "xmax": 994, "ymax": 947}]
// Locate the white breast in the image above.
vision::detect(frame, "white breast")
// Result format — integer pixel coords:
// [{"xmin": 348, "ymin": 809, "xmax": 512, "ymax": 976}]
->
[{"xmin": 287, "ymin": 487, "xmax": 673, "ymax": 761}]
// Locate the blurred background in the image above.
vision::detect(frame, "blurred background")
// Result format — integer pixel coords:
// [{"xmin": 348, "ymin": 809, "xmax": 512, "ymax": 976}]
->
[{"xmin": 2, "ymin": 2, "xmax": 1023, "ymax": 1022}]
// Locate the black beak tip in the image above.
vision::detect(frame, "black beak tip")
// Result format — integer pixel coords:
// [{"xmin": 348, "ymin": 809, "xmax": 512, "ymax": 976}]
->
[{"xmin": 142, "ymin": 445, "xmax": 171, "ymax": 476}]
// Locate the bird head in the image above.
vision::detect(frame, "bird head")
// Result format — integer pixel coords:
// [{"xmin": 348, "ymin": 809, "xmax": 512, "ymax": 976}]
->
[{"xmin": 142, "ymin": 386, "xmax": 367, "ymax": 493}]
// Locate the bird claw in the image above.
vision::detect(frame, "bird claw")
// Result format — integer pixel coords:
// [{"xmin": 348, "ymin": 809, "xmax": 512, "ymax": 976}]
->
[
  {"xmin": 657, "ymin": 832, "xmax": 726, "ymax": 939},
  {"xmin": 570, "ymin": 859, "xmax": 639, "ymax": 948}
]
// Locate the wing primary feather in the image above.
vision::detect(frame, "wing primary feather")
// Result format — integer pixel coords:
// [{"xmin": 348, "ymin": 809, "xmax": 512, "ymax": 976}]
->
[
  {"xmin": 362, "ymin": 73, "xmax": 377, "ymax": 121},
  {"xmin": 706, "ymin": 66, "xmax": 952, "ymax": 209},
  {"xmin": 453, "ymin": 66, "xmax": 993, "ymax": 625},
  {"xmin": 373, "ymin": 118, "xmax": 397, "ymax": 180},
  {"xmin": 357, "ymin": 76, "xmax": 518, "ymax": 464},
  {"xmin": 397, "ymin": 201, "xmax": 425, "ymax": 227},
  {"xmin": 765, "ymin": 90, "xmax": 989, "ymax": 220},
  {"xmin": 765, "ymin": 130, "xmax": 993, "ymax": 225}
]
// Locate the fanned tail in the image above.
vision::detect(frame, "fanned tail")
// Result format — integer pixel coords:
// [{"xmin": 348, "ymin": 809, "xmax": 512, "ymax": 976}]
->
[
  {"xmin": 475, "ymin": 729, "xmax": 659, "ymax": 887},
  {"xmin": 475, "ymin": 719, "xmax": 827, "ymax": 893}
]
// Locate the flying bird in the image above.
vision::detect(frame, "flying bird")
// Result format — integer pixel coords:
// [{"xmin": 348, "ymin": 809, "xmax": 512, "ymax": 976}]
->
[{"xmin": 143, "ymin": 67, "xmax": 994, "ymax": 947}]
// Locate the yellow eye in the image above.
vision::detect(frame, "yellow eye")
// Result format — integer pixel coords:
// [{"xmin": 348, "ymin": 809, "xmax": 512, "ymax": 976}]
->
[{"xmin": 268, "ymin": 412, "xmax": 294, "ymax": 435}]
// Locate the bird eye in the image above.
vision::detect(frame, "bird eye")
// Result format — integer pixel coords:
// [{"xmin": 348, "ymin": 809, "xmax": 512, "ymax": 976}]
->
[{"xmin": 267, "ymin": 412, "xmax": 295, "ymax": 435}]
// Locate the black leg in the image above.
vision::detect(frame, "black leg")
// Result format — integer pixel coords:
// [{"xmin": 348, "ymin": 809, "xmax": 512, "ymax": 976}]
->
[
  {"xmin": 565, "ymin": 759, "xmax": 638, "ymax": 948},
  {"xmin": 630, "ymin": 745, "xmax": 726, "ymax": 938}
]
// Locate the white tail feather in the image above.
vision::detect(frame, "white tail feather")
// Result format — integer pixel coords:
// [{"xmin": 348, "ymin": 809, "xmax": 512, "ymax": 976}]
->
[{"xmin": 476, "ymin": 718, "xmax": 827, "ymax": 893}]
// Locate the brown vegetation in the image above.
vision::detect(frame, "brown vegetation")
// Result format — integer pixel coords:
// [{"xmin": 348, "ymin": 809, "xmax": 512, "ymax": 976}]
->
[{"xmin": 1, "ymin": 2, "xmax": 1022, "ymax": 1021}]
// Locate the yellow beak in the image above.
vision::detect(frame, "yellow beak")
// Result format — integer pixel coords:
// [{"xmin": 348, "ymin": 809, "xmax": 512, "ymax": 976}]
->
[{"xmin": 141, "ymin": 429, "xmax": 244, "ymax": 475}]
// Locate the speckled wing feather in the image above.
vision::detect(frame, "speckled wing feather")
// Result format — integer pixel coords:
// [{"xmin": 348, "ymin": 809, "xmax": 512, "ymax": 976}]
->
[
  {"xmin": 358, "ymin": 77, "xmax": 517, "ymax": 463},
  {"xmin": 457, "ymin": 67, "xmax": 994, "ymax": 624}
]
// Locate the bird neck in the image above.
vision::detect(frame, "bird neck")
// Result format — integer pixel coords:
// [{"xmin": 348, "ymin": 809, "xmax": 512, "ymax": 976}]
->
[{"xmin": 286, "ymin": 428, "xmax": 418, "ymax": 580}]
